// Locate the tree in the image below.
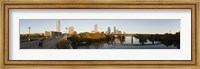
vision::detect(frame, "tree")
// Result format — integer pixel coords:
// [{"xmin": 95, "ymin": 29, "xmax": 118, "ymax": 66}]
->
[
  {"xmin": 173, "ymin": 32, "xmax": 180, "ymax": 48},
  {"xmin": 79, "ymin": 32, "xmax": 93, "ymax": 39},
  {"xmin": 134, "ymin": 34, "xmax": 148, "ymax": 45},
  {"xmin": 148, "ymin": 35, "xmax": 155, "ymax": 44},
  {"xmin": 92, "ymin": 32, "xmax": 106, "ymax": 39},
  {"xmin": 56, "ymin": 39, "xmax": 71, "ymax": 49},
  {"xmin": 161, "ymin": 33, "xmax": 174, "ymax": 47},
  {"xmin": 68, "ymin": 34, "xmax": 81, "ymax": 45}
]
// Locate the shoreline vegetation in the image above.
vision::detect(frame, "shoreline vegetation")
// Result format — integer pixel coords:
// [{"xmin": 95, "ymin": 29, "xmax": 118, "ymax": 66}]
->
[{"xmin": 55, "ymin": 32, "xmax": 180, "ymax": 49}]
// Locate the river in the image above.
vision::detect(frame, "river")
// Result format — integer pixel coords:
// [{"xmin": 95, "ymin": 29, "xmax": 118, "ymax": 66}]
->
[{"xmin": 76, "ymin": 36, "xmax": 179, "ymax": 49}]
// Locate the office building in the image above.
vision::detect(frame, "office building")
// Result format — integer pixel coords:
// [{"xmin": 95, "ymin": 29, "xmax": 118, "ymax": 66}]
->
[
  {"xmin": 114, "ymin": 26, "xmax": 116, "ymax": 34},
  {"xmin": 92, "ymin": 24, "xmax": 99, "ymax": 33},
  {"xmin": 56, "ymin": 19, "xmax": 60, "ymax": 32},
  {"xmin": 68, "ymin": 26, "xmax": 75, "ymax": 35},
  {"xmin": 94, "ymin": 24, "xmax": 98, "ymax": 32}
]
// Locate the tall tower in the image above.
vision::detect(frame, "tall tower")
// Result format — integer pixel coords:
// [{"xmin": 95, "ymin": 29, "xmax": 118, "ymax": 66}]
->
[
  {"xmin": 94, "ymin": 24, "xmax": 98, "ymax": 32},
  {"xmin": 108, "ymin": 27, "xmax": 111, "ymax": 34},
  {"xmin": 114, "ymin": 27, "xmax": 116, "ymax": 34},
  {"xmin": 56, "ymin": 19, "xmax": 60, "ymax": 32}
]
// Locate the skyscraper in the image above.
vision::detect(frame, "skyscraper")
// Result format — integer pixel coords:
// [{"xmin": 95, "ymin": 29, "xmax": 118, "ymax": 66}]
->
[
  {"xmin": 94, "ymin": 24, "xmax": 98, "ymax": 33},
  {"xmin": 114, "ymin": 26, "xmax": 116, "ymax": 34},
  {"xmin": 68, "ymin": 26, "xmax": 74, "ymax": 35},
  {"xmin": 107, "ymin": 27, "xmax": 111, "ymax": 34},
  {"xmin": 56, "ymin": 19, "xmax": 60, "ymax": 32}
]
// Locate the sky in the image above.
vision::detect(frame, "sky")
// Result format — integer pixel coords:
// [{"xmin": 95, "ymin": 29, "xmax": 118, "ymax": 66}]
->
[{"xmin": 20, "ymin": 19, "xmax": 180, "ymax": 34}]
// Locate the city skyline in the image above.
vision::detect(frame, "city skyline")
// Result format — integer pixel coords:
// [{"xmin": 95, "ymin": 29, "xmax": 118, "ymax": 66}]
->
[{"xmin": 20, "ymin": 19, "xmax": 180, "ymax": 34}]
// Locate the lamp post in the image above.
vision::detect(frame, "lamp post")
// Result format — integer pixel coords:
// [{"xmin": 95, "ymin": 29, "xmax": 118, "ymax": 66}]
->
[
  {"xmin": 65, "ymin": 27, "xmax": 68, "ymax": 40},
  {"xmin": 28, "ymin": 27, "xmax": 31, "ymax": 41}
]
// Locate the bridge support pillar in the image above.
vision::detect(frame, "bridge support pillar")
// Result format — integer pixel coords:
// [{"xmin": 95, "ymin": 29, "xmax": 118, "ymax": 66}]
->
[{"xmin": 131, "ymin": 36, "xmax": 133, "ymax": 45}]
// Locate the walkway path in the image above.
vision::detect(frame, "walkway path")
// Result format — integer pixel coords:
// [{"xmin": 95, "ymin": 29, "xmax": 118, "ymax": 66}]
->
[{"xmin": 20, "ymin": 38, "xmax": 59, "ymax": 49}]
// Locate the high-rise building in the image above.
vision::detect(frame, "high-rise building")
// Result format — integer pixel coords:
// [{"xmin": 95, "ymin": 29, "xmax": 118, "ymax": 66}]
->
[
  {"xmin": 56, "ymin": 19, "xmax": 60, "ymax": 32},
  {"xmin": 107, "ymin": 27, "xmax": 111, "ymax": 34},
  {"xmin": 94, "ymin": 24, "xmax": 98, "ymax": 32},
  {"xmin": 114, "ymin": 27, "xmax": 116, "ymax": 34},
  {"xmin": 68, "ymin": 26, "xmax": 74, "ymax": 35}
]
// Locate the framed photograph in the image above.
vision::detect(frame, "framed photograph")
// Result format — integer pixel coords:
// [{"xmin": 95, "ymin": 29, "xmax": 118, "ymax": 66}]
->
[
  {"xmin": 1, "ymin": 1, "xmax": 198, "ymax": 66},
  {"xmin": 19, "ymin": 19, "xmax": 181, "ymax": 49}
]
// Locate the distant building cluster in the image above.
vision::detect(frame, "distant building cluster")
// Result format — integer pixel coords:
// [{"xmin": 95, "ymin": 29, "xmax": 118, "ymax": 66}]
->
[
  {"xmin": 105, "ymin": 26, "xmax": 123, "ymax": 34},
  {"xmin": 114, "ymin": 26, "xmax": 122, "ymax": 34},
  {"xmin": 44, "ymin": 19, "xmax": 62, "ymax": 38},
  {"xmin": 90, "ymin": 24, "xmax": 124, "ymax": 34},
  {"xmin": 68, "ymin": 26, "xmax": 76, "ymax": 35},
  {"xmin": 105, "ymin": 27, "xmax": 111, "ymax": 34},
  {"xmin": 91, "ymin": 24, "xmax": 99, "ymax": 33}
]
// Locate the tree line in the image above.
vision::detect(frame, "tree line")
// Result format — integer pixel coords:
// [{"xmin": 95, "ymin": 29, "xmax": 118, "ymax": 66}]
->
[
  {"xmin": 134, "ymin": 32, "xmax": 180, "ymax": 48},
  {"xmin": 20, "ymin": 34, "xmax": 45, "ymax": 42},
  {"xmin": 56, "ymin": 32, "xmax": 180, "ymax": 49}
]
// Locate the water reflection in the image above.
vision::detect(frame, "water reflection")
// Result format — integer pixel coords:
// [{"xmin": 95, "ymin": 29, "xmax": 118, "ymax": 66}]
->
[{"xmin": 76, "ymin": 36, "xmax": 179, "ymax": 49}]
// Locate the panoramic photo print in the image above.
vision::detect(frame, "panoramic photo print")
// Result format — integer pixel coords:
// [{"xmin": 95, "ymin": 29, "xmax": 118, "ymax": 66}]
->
[{"xmin": 20, "ymin": 19, "xmax": 180, "ymax": 49}]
